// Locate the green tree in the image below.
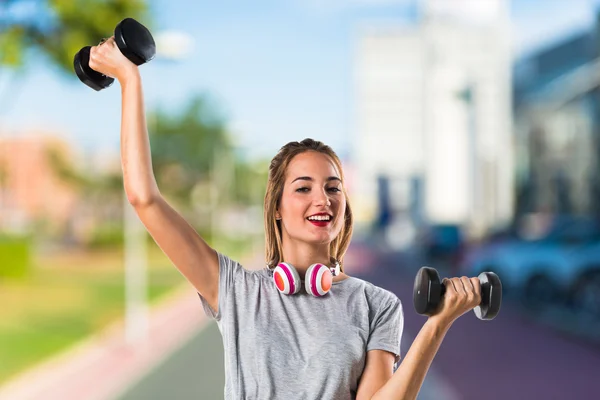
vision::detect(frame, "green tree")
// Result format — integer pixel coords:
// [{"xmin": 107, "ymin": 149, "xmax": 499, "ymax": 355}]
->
[
  {"xmin": 0, "ymin": 0, "xmax": 150, "ymax": 72},
  {"xmin": 0, "ymin": 0, "xmax": 150, "ymax": 242},
  {"xmin": 149, "ymin": 93, "xmax": 235, "ymax": 204},
  {"xmin": 44, "ymin": 142, "xmax": 125, "ymax": 245},
  {"xmin": 1, "ymin": 1, "xmax": 271, "ymax": 245},
  {"xmin": 149, "ymin": 93, "xmax": 270, "ymax": 238},
  {"xmin": 231, "ymin": 157, "xmax": 269, "ymax": 206}
]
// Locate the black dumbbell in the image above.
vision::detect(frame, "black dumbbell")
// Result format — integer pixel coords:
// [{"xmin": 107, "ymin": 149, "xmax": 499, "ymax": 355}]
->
[
  {"xmin": 73, "ymin": 17, "xmax": 156, "ymax": 91},
  {"xmin": 413, "ymin": 266, "xmax": 502, "ymax": 320}
]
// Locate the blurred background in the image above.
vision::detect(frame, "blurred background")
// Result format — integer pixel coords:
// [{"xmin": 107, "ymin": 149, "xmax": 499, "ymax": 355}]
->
[{"xmin": 1, "ymin": 0, "xmax": 599, "ymax": 399}]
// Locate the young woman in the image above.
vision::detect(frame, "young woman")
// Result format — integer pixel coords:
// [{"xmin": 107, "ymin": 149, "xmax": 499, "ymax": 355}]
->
[{"xmin": 89, "ymin": 37, "xmax": 482, "ymax": 400}]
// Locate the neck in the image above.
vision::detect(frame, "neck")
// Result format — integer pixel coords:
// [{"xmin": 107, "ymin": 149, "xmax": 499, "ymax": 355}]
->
[{"xmin": 280, "ymin": 242, "xmax": 331, "ymax": 281}]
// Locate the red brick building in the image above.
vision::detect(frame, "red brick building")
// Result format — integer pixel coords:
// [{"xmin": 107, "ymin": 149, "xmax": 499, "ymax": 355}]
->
[{"xmin": 0, "ymin": 134, "xmax": 80, "ymax": 234}]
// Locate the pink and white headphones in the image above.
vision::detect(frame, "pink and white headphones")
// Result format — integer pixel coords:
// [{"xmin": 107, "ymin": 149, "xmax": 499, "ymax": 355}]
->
[{"xmin": 272, "ymin": 261, "xmax": 341, "ymax": 297}]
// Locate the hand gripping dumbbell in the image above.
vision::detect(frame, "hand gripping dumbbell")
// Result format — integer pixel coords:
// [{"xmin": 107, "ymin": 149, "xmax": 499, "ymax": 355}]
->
[
  {"xmin": 73, "ymin": 17, "xmax": 156, "ymax": 91},
  {"xmin": 413, "ymin": 266, "xmax": 502, "ymax": 320}
]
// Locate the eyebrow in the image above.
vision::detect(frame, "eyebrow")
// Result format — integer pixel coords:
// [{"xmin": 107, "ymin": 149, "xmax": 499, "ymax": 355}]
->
[{"xmin": 291, "ymin": 176, "xmax": 342, "ymax": 184}]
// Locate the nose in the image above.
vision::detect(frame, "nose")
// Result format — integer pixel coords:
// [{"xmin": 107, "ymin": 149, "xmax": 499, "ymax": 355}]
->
[{"xmin": 314, "ymin": 188, "xmax": 331, "ymax": 207}]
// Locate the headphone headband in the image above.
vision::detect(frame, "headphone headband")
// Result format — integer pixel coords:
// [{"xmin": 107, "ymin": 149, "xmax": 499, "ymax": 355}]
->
[
  {"xmin": 329, "ymin": 260, "xmax": 341, "ymax": 277},
  {"xmin": 267, "ymin": 259, "xmax": 341, "ymax": 277}
]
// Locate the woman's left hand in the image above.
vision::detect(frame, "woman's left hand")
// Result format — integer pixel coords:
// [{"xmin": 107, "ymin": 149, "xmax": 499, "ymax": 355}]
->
[{"xmin": 428, "ymin": 276, "xmax": 482, "ymax": 327}]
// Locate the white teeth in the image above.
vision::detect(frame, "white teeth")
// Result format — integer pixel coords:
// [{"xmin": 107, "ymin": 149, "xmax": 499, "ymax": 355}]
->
[{"xmin": 308, "ymin": 215, "xmax": 331, "ymax": 221}]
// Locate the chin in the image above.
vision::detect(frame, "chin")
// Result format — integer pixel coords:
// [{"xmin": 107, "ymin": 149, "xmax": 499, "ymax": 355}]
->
[
  {"xmin": 312, "ymin": 232, "xmax": 339, "ymax": 245},
  {"xmin": 297, "ymin": 233, "xmax": 332, "ymax": 246},
  {"xmin": 286, "ymin": 225, "xmax": 342, "ymax": 246}
]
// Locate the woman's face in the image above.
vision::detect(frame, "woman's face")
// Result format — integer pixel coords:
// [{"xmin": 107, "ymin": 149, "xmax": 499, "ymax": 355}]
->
[{"xmin": 277, "ymin": 151, "xmax": 346, "ymax": 246}]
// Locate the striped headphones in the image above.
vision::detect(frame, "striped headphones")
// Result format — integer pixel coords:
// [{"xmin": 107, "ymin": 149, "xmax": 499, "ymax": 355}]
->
[{"xmin": 272, "ymin": 261, "xmax": 341, "ymax": 297}]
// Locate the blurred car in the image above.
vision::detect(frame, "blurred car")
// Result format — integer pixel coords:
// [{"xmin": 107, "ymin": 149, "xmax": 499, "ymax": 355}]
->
[
  {"xmin": 459, "ymin": 216, "xmax": 600, "ymax": 318},
  {"xmin": 567, "ymin": 241, "xmax": 600, "ymax": 319},
  {"xmin": 420, "ymin": 224, "xmax": 465, "ymax": 273}
]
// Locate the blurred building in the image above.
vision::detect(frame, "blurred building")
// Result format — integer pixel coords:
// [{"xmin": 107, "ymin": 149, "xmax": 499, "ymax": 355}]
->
[
  {"xmin": 0, "ymin": 133, "xmax": 80, "ymax": 235},
  {"xmin": 513, "ymin": 11, "xmax": 600, "ymax": 220},
  {"xmin": 352, "ymin": 0, "xmax": 513, "ymax": 240}
]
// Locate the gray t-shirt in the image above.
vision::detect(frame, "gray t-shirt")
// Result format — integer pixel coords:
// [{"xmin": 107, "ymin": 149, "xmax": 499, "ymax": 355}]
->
[{"xmin": 198, "ymin": 252, "xmax": 403, "ymax": 400}]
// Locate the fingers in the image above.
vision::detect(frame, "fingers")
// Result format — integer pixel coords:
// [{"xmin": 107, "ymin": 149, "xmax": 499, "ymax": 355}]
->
[
  {"xmin": 454, "ymin": 277, "xmax": 467, "ymax": 306},
  {"xmin": 98, "ymin": 36, "xmax": 116, "ymax": 46},
  {"xmin": 94, "ymin": 37, "xmax": 117, "ymax": 54},
  {"xmin": 470, "ymin": 277, "xmax": 482, "ymax": 305},
  {"xmin": 455, "ymin": 276, "xmax": 481, "ymax": 309},
  {"xmin": 460, "ymin": 276, "xmax": 481, "ymax": 308},
  {"xmin": 90, "ymin": 36, "xmax": 116, "ymax": 58},
  {"xmin": 434, "ymin": 274, "xmax": 484, "ymax": 325},
  {"xmin": 89, "ymin": 37, "xmax": 118, "ymax": 77},
  {"xmin": 444, "ymin": 276, "xmax": 481, "ymax": 308},
  {"xmin": 88, "ymin": 46, "xmax": 100, "ymax": 71},
  {"xmin": 88, "ymin": 47, "xmax": 105, "ymax": 75},
  {"xmin": 441, "ymin": 278, "xmax": 459, "ymax": 310},
  {"xmin": 458, "ymin": 277, "xmax": 469, "ymax": 297},
  {"xmin": 442, "ymin": 277, "xmax": 456, "ymax": 295}
]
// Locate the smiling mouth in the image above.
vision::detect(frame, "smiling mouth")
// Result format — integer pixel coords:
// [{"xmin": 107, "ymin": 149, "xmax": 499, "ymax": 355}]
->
[
  {"xmin": 306, "ymin": 216, "xmax": 332, "ymax": 226},
  {"xmin": 308, "ymin": 220, "xmax": 331, "ymax": 227}
]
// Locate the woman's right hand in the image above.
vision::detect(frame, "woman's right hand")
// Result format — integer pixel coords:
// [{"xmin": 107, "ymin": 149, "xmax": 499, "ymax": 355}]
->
[
  {"xmin": 88, "ymin": 36, "xmax": 138, "ymax": 84},
  {"xmin": 428, "ymin": 276, "xmax": 482, "ymax": 328}
]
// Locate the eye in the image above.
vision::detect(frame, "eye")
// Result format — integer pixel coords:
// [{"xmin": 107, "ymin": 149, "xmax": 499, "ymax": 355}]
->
[{"xmin": 295, "ymin": 186, "xmax": 341, "ymax": 193}]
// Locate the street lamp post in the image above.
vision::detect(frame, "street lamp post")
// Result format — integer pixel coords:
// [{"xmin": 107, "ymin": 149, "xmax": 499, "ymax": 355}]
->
[
  {"xmin": 124, "ymin": 193, "xmax": 148, "ymax": 345},
  {"xmin": 123, "ymin": 29, "xmax": 194, "ymax": 346},
  {"xmin": 457, "ymin": 83, "xmax": 482, "ymax": 237}
]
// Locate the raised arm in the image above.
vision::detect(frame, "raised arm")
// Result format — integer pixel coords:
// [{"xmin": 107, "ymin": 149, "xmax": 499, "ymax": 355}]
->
[
  {"xmin": 88, "ymin": 37, "xmax": 220, "ymax": 311},
  {"xmin": 367, "ymin": 276, "xmax": 482, "ymax": 400}
]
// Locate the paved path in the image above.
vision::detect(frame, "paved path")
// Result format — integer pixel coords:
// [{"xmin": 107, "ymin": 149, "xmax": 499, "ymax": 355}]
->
[
  {"xmin": 362, "ymin": 251, "xmax": 600, "ymax": 400},
  {"xmin": 119, "ymin": 322, "xmax": 226, "ymax": 400},
  {"xmin": 3, "ymin": 243, "xmax": 599, "ymax": 399},
  {"xmin": 0, "ymin": 286, "xmax": 208, "ymax": 400},
  {"xmin": 118, "ymin": 320, "xmax": 460, "ymax": 400},
  {"xmin": 118, "ymin": 245, "xmax": 461, "ymax": 400}
]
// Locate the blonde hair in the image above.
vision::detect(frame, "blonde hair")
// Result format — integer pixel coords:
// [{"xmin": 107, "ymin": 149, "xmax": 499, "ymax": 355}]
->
[{"xmin": 264, "ymin": 138, "xmax": 353, "ymax": 272}]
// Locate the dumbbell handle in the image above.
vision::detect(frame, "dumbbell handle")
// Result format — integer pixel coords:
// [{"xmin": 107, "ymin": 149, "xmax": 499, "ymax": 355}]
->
[
  {"xmin": 439, "ymin": 277, "xmax": 492, "ymax": 305},
  {"xmin": 413, "ymin": 267, "xmax": 502, "ymax": 320},
  {"xmin": 441, "ymin": 272, "xmax": 502, "ymax": 320}
]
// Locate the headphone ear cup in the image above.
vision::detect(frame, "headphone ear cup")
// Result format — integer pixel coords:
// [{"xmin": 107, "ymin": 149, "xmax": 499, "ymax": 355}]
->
[
  {"xmin": 273, "ymin": 262, "xmax": 301, "ymax": 295},
  {"xmin": 305, "ymin": 263, "xmax": 333, "ymax": 297}
]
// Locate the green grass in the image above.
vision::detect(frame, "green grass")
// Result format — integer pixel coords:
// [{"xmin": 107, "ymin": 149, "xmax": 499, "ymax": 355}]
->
[{"xmin": 0, "ymin": 237, "xmax": 258, "ymax": 385}]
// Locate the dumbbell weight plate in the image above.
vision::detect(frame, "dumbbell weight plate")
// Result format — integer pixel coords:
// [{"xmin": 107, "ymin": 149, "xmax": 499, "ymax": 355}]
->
[
  {"xmin": 114, "ymin": 17, "xmax": 156, "ymax": 66},
  {"xmin": 474, "ymin": 271, "xmax": 502, "ymax": 320},
  {"xmin": 73, "ymin": 46, "xmax": 115, "ymax": 91},
  {"xmin": 413, "ymin": 266, "xmax": 444, "ymax": 316}
]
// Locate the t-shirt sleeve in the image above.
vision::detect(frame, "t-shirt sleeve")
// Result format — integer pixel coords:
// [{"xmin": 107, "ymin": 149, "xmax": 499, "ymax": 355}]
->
[
  {"xmin": 197, "ymin": 251, "xmax": 242, "ymax": 321},
  {"xmin": 366, "ymin": 292, "xmax": 404, "ymax": 367}
]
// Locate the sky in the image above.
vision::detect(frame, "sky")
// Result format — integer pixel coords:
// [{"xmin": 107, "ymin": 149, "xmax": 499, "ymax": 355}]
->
[{"xmin": 3, "ymin": 0, "xmax": 600, "ymax": 164}]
